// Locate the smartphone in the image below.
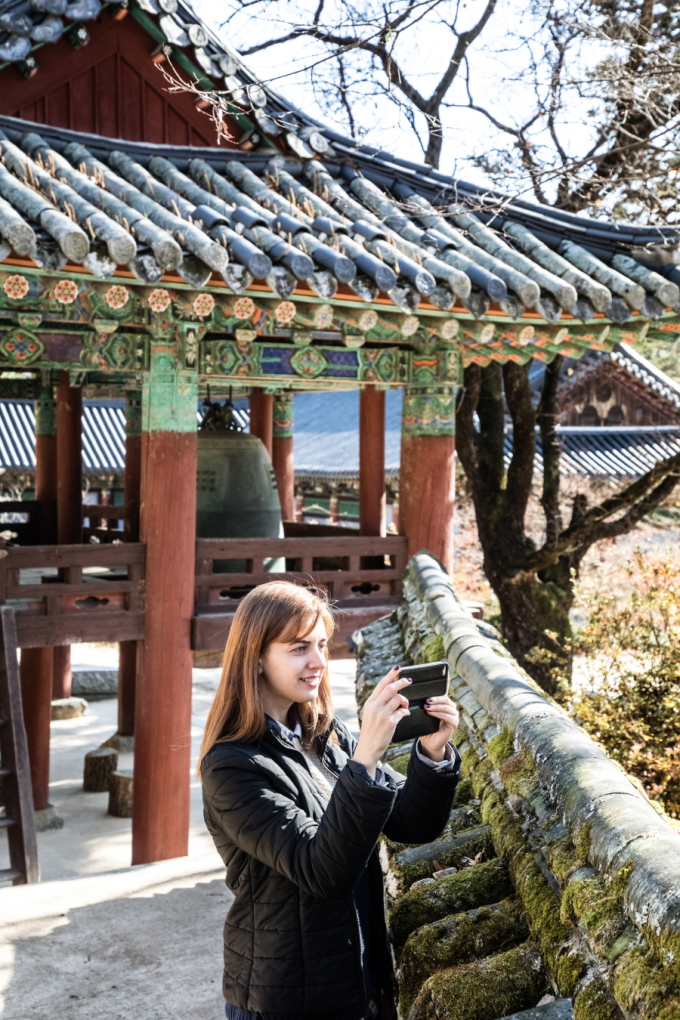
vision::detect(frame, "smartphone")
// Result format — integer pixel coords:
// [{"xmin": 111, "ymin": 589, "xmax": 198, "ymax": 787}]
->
[{"xmin": 392, "ymin": 660, "xmax": 450, "ymax": 744}]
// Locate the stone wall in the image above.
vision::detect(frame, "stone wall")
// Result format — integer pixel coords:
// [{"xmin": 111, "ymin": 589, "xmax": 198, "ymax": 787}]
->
[{"xmin": 354, "ymin": 552, "xmax": 680, "ymax": 1020}]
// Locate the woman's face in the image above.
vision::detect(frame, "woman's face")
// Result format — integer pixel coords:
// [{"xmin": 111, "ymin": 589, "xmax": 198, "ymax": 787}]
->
[{"xmin": 258, "ymin": 616, "xmax": 329, "ymax": 723}]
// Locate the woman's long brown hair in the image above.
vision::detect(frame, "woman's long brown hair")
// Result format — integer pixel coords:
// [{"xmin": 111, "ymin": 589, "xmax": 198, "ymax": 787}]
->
[{"xmin": 198, "ymin": 580, "xmax": 336, "ymax": 774}]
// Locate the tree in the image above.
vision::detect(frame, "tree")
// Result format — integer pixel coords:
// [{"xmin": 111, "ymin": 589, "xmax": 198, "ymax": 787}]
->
[
  {"xmin": 465, "ymin": 0, "xmax": 680, "ymax": 223},
  {"xmin": 206, "ymin": 0, "xmax": 499, "ymax": 169},
  {"xmin": 455, "ymin": 357, "xmax": 680, "ymax": 695}
]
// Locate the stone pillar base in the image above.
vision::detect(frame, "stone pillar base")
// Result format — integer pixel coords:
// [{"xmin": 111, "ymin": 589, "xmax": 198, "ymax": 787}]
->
[
  {"xmin": 35, "ymin": 804, "xmax": 63, "ymax": 831},
  {"xmin": 101, "ymin": 732, "xmax": 135, "ymax": 754}
]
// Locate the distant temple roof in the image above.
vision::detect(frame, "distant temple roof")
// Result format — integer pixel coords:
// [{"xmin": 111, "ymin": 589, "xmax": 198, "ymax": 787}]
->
[{"xmin": 0, "ymin": 388, "xmax": 678, "ymax": 480}]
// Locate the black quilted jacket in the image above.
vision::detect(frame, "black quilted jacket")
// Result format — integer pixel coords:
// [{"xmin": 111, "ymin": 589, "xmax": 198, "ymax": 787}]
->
[{"xmin": 201, "ymin": 717, "xmax": 460, "ymax": 1020}]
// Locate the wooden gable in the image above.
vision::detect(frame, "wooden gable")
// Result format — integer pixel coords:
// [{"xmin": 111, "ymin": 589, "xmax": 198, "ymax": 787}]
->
[
  {"xmin": 0, "ymin": 10, "xmax": 242, "ymax": 147},
  {"xmin": 559, "ymin": 361, "xmax": 680, "ymax": 427}
]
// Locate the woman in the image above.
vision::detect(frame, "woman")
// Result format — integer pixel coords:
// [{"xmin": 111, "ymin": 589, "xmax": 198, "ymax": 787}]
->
[{"xmin": 200, "ymin": 580, "xmax": 460, "ymax": 1020}]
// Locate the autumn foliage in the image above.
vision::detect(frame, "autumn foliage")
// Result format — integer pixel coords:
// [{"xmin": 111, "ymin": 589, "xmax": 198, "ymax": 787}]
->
[{"xmin": 569, "ymin": 549, "xmax": 680, "ymax": 816}]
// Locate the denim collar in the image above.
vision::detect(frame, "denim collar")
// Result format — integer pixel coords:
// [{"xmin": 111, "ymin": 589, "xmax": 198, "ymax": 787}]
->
[{"xmin": 266, "ymin": 715, "xmax": 303, "ymax": 744}]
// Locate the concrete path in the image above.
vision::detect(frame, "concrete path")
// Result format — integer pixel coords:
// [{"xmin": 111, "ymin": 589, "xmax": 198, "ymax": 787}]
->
[{"xmin": 0, "ymin": 655, "xmax": 359, "ymax": 1019}]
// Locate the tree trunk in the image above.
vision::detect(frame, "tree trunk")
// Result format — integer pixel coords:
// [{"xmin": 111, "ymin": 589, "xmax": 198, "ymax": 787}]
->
[
  {"xmin": 492, "ymin": 573, "xmax": 573, "ymax": 697},
  {"xmin": 83, "ymin": 747, "xmax": 118, "ymax": 792},
  {"xmin": 108, "ymin": 769, "xmax": 133, "ymax": 817}
]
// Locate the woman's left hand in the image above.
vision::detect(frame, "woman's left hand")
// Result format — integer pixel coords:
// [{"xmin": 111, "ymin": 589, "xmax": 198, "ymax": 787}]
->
[{"xmin": 419, "ymin": 696, "xmax": 459, "ymax": 762}]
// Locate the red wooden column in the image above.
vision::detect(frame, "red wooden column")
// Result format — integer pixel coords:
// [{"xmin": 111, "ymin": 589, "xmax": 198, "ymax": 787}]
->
[
  {"xmin": 22, "ymin": 389, "xmax": 58, "ymax": 814},
  {"xmin": 272, "ymin": 392, "xmax": 294, "ymax": 520},
  {"xmin": 132, "ymin": 344, "xmax": 197, "ymax": 865},
  {"xmin": 35, "ymin": 387, "xmax": 57, "ymax": 544},
  {"xmin": 249, "ymin": 388, "xmax": 273, "ymax": 459},
  {"xmin": 118, "ymin": 394, "xmax": 142, "ymax": 745},
  {"xmin": 359, "ymin": 387, "xmax": 386, "ymax": 537},
  {"xmin": 56, "ymin": 372, "xmax": 82, "ymax": 543},
  {"xmin": 54, "ymin": 372, "xmax": 83, "ymax": 700},
  {"xmin": 20, "ymin": 648, "xmax": 53, "ymax": 812},
  {"xmin": 399, "ymin": 385, "xmax": 456, "ymax": 573}
]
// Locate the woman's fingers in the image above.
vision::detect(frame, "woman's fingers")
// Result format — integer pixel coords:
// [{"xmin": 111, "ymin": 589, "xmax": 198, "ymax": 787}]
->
[
  {"xmin": 385, "ymin": 694, "xmax": 410, "ymax": 715},
  {"xmin": 372, "ymin": 665, "xmax": 402, "ymax": 695},
  {"xmin": 373, "ymin": 677, "xmax": 412, "ymax": 706}
]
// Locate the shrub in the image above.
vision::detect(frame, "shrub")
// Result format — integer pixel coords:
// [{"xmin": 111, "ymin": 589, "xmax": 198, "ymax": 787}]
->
[{"xmin": 569, "ymin": 549, "xmax": 680, "ymax": 816}]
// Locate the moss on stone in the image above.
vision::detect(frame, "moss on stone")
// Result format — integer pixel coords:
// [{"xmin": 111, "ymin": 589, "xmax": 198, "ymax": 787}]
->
[
  {"xmin": 561, "ymin": 874, "xmax": 626, "ymax": 957},
  {"xmin": 446, "ymin": 803, "xmax": 482, "ymax": 835},
  {"xmin": 388, "ymin": 858, "xmax": 514, "ymax": 956},
  {"xmin": 487, "ymin": 729, "xmax": 515, "ymax": 768},
  {"xmin": 455, "ymin": 719, "xmax": 469, "ymax": 745},
  {"xmin": 390, "ymin": 753, "xmax": 410, "ymax": 776},
  {"xmin": 453, "ymin": 777, "xmax": 474, "ymax": 807},
  {"xmin": 481, "ymin": 788, "xmax": 525, "ymax": 862},
  {"xmin": 613, "ymin": 934, "xmax": 680, "ymax": 1020},
  {"xmin": 406, "ymin": 941, "xmax": 546, "ymax": 1020},
  {"xmin": 398, "ymin": 897, "xmax": 530, "ymax": 1015},
  {"xmin": 546, "ymin": 839, "xmax": 589, "ymax": 887},
  {"xmin": 393, "ymin": 826, "xmax": 494, "ymax": 890},
  {"xmin": 424, "ymin": 633, "xmax": 445, "ymax": 662},
  {"xmin": 461, "ymin": 745, "xmax": 481, "ymax": 780},
  {"xmin": 481, "ymin": 788, "xmax": 582, "ymax": 993},
  {"xmin": 471, "ymin": 757, "xmax": 494, "ymax": 797},
  {"xmin": 574, "ymin": 975, "xmax": 625, "ymax": 1020},
  {"xmin": 573, "ymin": 821, "xmax": 593, "ymax": 865},
  {"xmin": 608, "ymin": 859, "xmax": 634, "ymax": 900},
  {"xmin": 498, "ymin": 748, "xmax": 538, "ymax": 798}
]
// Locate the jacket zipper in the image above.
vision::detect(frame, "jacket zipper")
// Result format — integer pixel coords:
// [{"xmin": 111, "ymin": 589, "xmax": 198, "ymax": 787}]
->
[
  {"xmin": 351, "ymin": 891, "xmax": 369, "ymax": 1018},
  {"xmin": 268, "ymin": 726, "xmax": 370, "ymax": 1015}
]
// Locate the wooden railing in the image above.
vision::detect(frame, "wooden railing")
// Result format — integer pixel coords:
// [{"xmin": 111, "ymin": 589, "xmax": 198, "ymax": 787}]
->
[
  {"xmin": 0, "ymin": 544, "xmax": 145, "ymax": 647},
  {"xmin": 0, "ymin": 535, "xmax": 407, "ymax": 649},
  {"xmin": 82, "ymin": 503, "xmax": 124, "ymax": 543},
  {"xmin": 193, "ymin": 535, "xmax": 407, "ymax": 648},
  {"xmin": 195, "ymin": 535, "xmax": 407, "ymax": 606}
]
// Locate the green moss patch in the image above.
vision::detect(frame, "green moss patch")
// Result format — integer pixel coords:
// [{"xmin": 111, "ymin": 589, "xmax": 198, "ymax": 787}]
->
[
  {"xmin": 398, "ymin": 897, "xmax": 529, "ymax": 1015},
  {"xmin": 446, "ymin": 803, "xmax": 483, "ymax": 835},
  {"xmin": 481, "ymin": 788, "xmax": 583, "ymax": 993},
  {"xmin": 498, "ymin": 749, "xmax": 538, "ymax": 798},
  {"xmin": 461, "ymin": 745, "xmax": 481, "ymax": 780},
  {"xmin": 392, "ymin": 826, "xmax": 494, "ymax": 892},
  {"xmin": 561, "ymin": 873, "xmax": 626, "ymax": 957},
  {"xmin": 574, "ymin": 975, "xmax": 625, "ymax": 1020},
  {"xmin": 388, "ymin": 858, "xmax": 514, "ymax": 957},
  {"xmin": 453, "ymin": 777, "xmax": 475, "ymax": 807},
  {"xmin": 424, "ymin": 633, "xmax": 445, "ymax": 662},
  {"xmin": 613, "ymin": 932, "xmax": 680, "ymax": 1020},
  {"xmin": 389, "ymin": 753, "xmax": 410, "ymax": 776},
  {"xmin": 407, "ymin": 941, "xmax": 546, "ymax": 1020},
  {"xmin": 487, "ymin": 729, "xmax": 515, "ymax": 768},
  {"xmin": 471, "ymin": 757, "xmax": 494, "ymax": 797}
]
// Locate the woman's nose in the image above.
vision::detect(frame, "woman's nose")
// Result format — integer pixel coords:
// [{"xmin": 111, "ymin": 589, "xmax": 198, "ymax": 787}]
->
[{"xmin": 307, "ymin": 646, "xmax": 326, "ymax": 668}]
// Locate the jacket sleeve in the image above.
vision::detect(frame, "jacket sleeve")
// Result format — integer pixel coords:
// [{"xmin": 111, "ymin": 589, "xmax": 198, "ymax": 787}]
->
[
  {"xmin": 202, "ymin": 746, "xmax": 398, "ymax": 900},
  {"xmin": 381, "ymin": 742, "xmax": 461, "ymax": 845}
]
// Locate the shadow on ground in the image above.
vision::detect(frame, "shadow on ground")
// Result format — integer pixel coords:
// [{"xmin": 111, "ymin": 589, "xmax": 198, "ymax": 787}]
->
[{"xmin": 0, "ymin": 864, "xmax": 231, "ymax": 1020}]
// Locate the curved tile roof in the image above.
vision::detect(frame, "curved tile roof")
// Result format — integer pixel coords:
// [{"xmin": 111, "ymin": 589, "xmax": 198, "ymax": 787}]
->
[{"xmin": 0, "ymin": 112, "xmax": 678, "ymax": 323}]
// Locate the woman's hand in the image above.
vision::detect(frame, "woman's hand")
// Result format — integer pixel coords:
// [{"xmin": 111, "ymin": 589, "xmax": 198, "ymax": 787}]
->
[
  {"xmin": 352, "ymin": 666, "xmax": 411, "ymax": 779},
  {"xmin": 419, "ymin": 695, "xmax": 459, "ymax": 762}
]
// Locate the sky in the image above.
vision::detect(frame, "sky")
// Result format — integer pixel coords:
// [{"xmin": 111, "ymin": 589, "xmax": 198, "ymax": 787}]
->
[{"xmin": 188, "ymin": 0, "xmax": 607, "ymax": 208}]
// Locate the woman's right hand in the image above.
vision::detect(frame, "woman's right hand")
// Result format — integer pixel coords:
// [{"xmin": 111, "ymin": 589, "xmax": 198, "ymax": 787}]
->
[{"xmin": 352, "ymin": 666, "xmax": 411, "ymax": 778}]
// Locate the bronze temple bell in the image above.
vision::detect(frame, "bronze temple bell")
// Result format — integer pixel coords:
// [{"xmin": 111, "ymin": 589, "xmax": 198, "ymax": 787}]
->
[{"xmin": 196, "ymin": 397, "xmax": 284, "ymax": 573}]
